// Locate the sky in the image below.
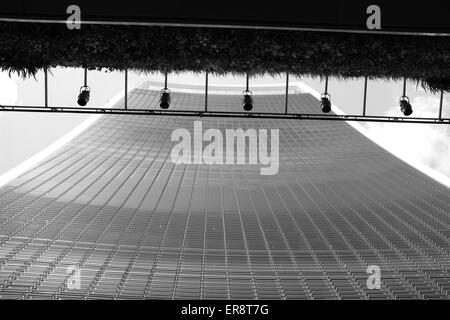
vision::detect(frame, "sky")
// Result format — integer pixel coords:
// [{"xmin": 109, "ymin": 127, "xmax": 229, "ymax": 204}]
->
[{"xmin": 0, "ymin": 68, "xmax": 448, "ymax": 181}]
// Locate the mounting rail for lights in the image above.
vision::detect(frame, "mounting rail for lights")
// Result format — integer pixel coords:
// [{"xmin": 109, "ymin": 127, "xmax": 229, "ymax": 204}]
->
[
  {"xmin": 2, "ymin": 70, "xmax": 448, "ymax": 124},
  {"xmin": 1, "ymin": 105, "xmax": 449, "ymax": 124}
]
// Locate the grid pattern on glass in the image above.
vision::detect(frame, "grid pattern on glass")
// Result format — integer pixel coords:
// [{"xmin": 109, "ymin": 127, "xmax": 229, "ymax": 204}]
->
[{"xmin": 0, "ymin": 89, "xmax": 449, "ymax": 300}]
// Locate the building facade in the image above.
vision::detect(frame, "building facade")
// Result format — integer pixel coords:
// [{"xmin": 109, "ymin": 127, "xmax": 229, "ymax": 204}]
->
[{"xmin": 0, "ymin": 83, "xmax": 449, "ymax": 299}]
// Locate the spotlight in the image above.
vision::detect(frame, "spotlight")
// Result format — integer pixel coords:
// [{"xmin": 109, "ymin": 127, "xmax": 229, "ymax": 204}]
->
[
  {"xmin": 77, "ymin": 86, "xmax": 90, "ymax": 106},
  {"xmin": 399, "ymin": 96, "xmax": 413, "ymax": 116},
  {"xmin": 320, "ymin": 93, "xmax": 331, "ymax": 113},
  {"xmin": 160, "ymin": 88, "xmax": 171, "ymax": 109},
  {"xmin": 242, "ymin": 90, "xmax": 253, "ymax": 111}
]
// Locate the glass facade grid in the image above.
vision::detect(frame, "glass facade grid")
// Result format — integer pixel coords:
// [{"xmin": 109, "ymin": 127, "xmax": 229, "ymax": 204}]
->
[{"xmin": 0, "ymin": 88, "xmax": 449, "ymax": 300}]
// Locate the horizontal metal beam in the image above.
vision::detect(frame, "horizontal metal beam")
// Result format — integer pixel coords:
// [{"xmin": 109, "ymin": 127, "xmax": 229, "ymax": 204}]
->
[{"xmin": 1, "ymin": 105, "xmax": 449, "ymax": 124}]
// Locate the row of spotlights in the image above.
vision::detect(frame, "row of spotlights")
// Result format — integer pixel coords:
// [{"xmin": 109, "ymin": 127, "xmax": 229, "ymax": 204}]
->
[
  {"xmin": 159, "ymin": 89, "xmax": 254, "ymax": 111},
  {"xmin": 76, "ymin": 84, "xmax": 413, "ymax": 117},
  {"xmin": 77, "ymin": 84, "xmax": 333, "ymax": 113},
  {"xmin": 158, "ymin": 88, "xmax": 254, "ymax": 111},
  {"xmin": 319, "ymin": 93, "xmax": 414, "ymax": 116}
]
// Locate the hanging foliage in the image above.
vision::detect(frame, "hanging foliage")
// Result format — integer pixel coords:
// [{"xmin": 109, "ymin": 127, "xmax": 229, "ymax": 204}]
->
[{"xmin": 0, "ymin": 22, "xmax": 449, "ymax": 92}]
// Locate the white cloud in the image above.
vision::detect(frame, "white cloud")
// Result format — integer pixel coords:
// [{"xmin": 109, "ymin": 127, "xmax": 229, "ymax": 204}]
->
[
  {"xmin": 366, "ymin": 95, "xmax": 450, "ymax": 178},
  {"xmin": 0, "ymin": 73, "xmax": 18, "ymax": 105}
]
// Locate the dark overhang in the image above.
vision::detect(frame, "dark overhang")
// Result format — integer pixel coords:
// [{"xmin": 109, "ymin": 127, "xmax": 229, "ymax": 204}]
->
[{"xmin": 1, "ymin": 0, "xmax": 450, "ymax": 36}]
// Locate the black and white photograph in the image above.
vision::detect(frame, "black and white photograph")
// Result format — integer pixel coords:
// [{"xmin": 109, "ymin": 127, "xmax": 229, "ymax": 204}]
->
[{"xmin": 0, "ymin": 0, "xmax": 449, "ymax": 314}]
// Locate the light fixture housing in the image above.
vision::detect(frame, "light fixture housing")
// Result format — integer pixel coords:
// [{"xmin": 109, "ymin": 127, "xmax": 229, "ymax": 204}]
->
[
  {"xmin": 320, "ymin": 93, "xmax": 331, "ymax": 113},
  {"xmin": 242, "ymin": 90, "xmax": 253, "ymax": 111},
  {"xmin": 77, "ymin": 86, "xmax": 90, "ymax": 106},
  {"xmin": 160, "ymin": 88, "xmax": 171, "ymax": 109},
  {"xmin": 399, "ymin": 96, "xmax": 413, "ymax": 116}
]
